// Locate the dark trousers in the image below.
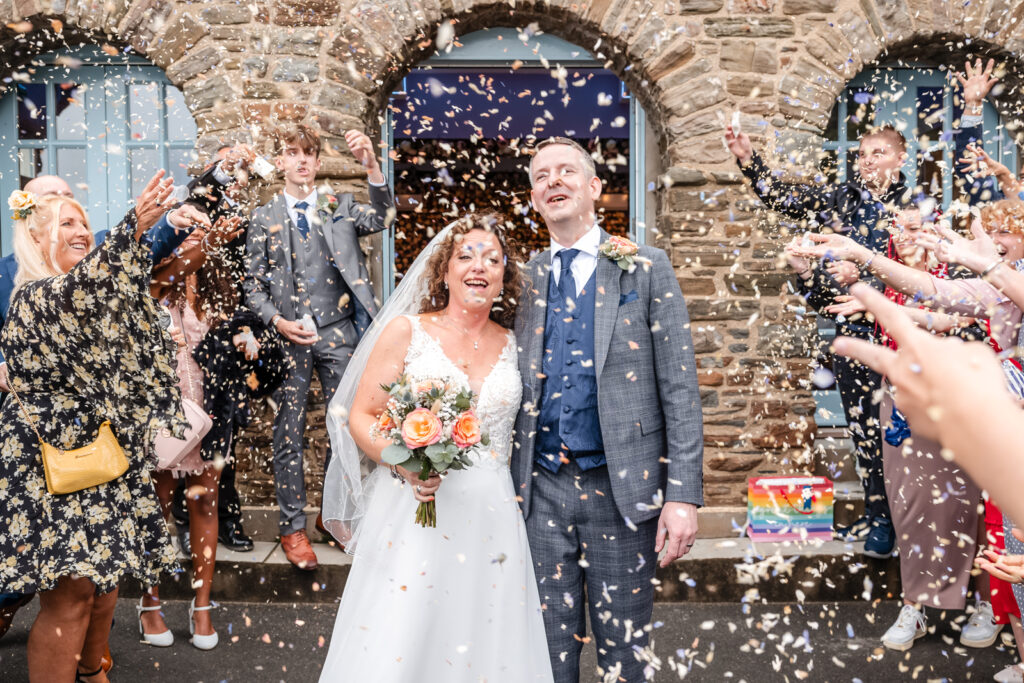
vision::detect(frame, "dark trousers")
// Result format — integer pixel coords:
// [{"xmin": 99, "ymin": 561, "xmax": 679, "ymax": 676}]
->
[
  {"xmin": 272, "ymin": 318, "xmax": 356, "ymax": 534},
  {"xmin": 526, "ymin": 461, "xmax": 659, "ymax": 683},
  {"xmin": 833, "ymin": 354, "xmax": 890, "ymax": 521}
]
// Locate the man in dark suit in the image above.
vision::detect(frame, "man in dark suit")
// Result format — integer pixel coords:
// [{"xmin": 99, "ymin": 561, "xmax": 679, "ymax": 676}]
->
[
  {"xmin": 513, "ymin": 138, "xmax": 704, "ymax": 682},
  {"xmin": 244, "ymin": 124, "xmax": 394, "ymax": 570}
]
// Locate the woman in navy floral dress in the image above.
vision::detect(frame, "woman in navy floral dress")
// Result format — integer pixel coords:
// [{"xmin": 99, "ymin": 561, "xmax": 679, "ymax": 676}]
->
[{"xmin": 0, "ymin": 173, "xmax": 187, "ymax": 682}]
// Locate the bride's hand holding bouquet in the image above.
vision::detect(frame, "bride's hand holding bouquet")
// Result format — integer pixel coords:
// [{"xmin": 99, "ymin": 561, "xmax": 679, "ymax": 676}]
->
[{"xmin": 371, "ymin": 375, "xmax": 489, "ymax": 527}]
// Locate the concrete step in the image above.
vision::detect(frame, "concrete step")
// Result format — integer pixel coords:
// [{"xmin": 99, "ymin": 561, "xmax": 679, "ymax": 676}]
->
[
  {"xmin": 833, "ymin": 479, "xmax": 866, "ymax": 528},
  {"xmin": 235, "ymin": 505, "xmax": 752, "ymax": 542},
  {"xmin": 123, "ymin": 533, "xmax": 899, "ymax": 605}
]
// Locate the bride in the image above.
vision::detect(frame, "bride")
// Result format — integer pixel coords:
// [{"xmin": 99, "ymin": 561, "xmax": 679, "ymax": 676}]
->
[{"xmin": 318, "ymin": 213, "xmax": 554, "ymax": 682}]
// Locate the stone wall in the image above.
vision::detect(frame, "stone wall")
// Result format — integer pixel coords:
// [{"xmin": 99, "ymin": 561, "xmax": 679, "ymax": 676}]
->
[{"xmin": 2, "ymin": 0, "xmax": 1023, "ymax": 509}]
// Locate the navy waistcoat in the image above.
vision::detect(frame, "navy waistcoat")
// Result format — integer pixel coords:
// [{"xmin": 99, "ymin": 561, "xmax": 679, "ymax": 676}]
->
[{"xmin": 535, "ymin": 267, "xmax": 605, "ymax": 472}]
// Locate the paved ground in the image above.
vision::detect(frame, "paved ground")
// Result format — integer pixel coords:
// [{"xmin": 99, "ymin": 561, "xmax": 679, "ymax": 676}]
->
[{"xmin": 1, "ymin": 598, "xmax": 1019, "ymax": 681}]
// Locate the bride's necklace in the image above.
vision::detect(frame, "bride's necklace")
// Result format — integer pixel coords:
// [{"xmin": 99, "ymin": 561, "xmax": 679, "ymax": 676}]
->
[{"xmin": 438, "ymin": 314, "xmax": 485, "ymax": 351}]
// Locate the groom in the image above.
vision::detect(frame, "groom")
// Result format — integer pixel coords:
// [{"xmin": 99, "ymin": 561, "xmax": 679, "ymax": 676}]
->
[{"xmin": 513, "ymin": 137, "xmax": 705, "ymax": 682}]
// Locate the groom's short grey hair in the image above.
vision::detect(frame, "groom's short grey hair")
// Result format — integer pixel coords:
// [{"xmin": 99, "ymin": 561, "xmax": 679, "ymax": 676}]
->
[{"xmin": 528, "ymin": 137, "xmax": 597, "ymax": 186}]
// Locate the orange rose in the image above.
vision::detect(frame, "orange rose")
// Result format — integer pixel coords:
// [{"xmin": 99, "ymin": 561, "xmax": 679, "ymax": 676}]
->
[
  {"xmin": 401, "ymin": 408, "xmax": 443, "ymax": 449},
  {"xmin": 415, "ymin": 379, "xmax": 446, "ymax": 395},
  {"xmin": 607, "ymin": 235, "xmax": 638, "ymax": 256},
  {"xmin": 375, "ymin": 410, "xmax": 396, "ymax": 433},
  {"xmin": 452, "ymin": 411, "xmax": 482, "ymax": 448}
]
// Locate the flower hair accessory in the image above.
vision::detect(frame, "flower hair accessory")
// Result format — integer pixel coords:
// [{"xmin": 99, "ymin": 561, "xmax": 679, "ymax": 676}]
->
[
  {"xmin": 8, "ymin": 190, "xmax": 37, "ymax": 221},
  {"xmin": 599, "ymin": 235, "xmax": 640, "ymax": 271}
]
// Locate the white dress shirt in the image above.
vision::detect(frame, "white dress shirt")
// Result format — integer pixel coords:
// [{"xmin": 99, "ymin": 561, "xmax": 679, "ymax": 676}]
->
[
  {"xmin": 549, "ymin": 224, "xmax": 601, "ymax": 296},
  {"xmin": 284, "ymin": 188, "xmax": 318, "ymax": 229}
]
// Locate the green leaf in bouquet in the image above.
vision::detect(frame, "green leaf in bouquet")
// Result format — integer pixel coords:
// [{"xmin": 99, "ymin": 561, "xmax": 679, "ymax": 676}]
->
[
  {"xmin": 480, "ymin": 433, "xmax": 490, "ymax": 447},
  {"xmin": 424, "ymin": 443, "xmax": 448, "ymax": 465},
  {"xmin": 454, "ymin": 393, "xmax": 471, "ymax": 410},
  {"xmin": 381, "ymin": 444, "xmax": 412, "ymax": 465},
  {"xmin": 399, "ymin": 457, "xmax": 422, "ymax": 473}
]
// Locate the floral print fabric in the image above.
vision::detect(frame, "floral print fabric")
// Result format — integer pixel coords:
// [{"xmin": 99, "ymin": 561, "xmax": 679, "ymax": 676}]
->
[{"xmin": 0, "ymin": 212, "xmax": 187, "ymax": 594}]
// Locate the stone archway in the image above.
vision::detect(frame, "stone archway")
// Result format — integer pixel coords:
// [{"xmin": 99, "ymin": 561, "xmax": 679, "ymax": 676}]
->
[{"xmin": 5, "ymin": 0, "xmax": 1019, "ymax": 515}]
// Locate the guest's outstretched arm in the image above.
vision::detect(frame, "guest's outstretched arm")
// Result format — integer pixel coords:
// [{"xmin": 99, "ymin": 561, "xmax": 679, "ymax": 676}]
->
[
  {"xmin": 833, "ymin": 284, "xmax": 1024, "ymax": 523},
  {"xmin": 794, "ymin": 232, "xmax": 938, "ymax": 298},
  {"xmin": 919, "ymin": 219, "xmax": 1024, "ymax": 314}
]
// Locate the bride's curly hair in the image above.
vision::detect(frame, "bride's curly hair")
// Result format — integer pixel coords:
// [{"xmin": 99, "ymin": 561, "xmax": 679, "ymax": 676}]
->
[{"xmin": 418, "ymin": 212, "xmax": 524, "ymax": 328}]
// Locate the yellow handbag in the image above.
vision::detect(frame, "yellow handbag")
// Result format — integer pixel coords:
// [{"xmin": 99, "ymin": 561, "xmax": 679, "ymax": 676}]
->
[{"xmin": 9, "ymin": 375, "xmax": 129, "ymax": 495}]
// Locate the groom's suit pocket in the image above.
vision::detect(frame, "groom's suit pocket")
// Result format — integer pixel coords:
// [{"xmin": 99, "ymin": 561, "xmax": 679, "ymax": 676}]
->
[{"xmin": 640, "ymin": 412, "xmax": 665, "ymax": 435}]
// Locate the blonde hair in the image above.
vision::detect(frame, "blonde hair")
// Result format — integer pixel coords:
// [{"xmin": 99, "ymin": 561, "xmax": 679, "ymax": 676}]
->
[
  {"xmin": 980, "ymin": 199, "xmax": 1024, "ymax": 234},
  {"xmin": 12, "ymin": 195, "xmax": 92, "ymax": 294}
]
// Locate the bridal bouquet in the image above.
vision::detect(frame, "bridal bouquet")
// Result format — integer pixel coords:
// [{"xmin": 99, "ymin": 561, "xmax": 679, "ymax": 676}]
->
[{"xmin": 372, "ymin": 376, "xmax": 488, "ymax": 527}]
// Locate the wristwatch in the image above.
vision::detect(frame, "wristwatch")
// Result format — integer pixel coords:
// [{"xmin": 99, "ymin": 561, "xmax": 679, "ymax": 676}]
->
[{"xmin": 270, "ymin": 314, "xmax": 282, "ymax": 329}]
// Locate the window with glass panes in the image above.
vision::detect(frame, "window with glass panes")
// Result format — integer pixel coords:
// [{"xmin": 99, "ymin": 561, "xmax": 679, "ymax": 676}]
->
[
  {"xmin": 0, "ymin": 47, "xmax": 197, "ymax": 253},
  {"xmin": 821, "ymin": 67, "xmax": 1018, "ymax": 207}
]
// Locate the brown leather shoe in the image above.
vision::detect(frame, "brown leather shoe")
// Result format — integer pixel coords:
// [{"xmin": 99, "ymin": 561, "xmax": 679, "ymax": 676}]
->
[
  {"xmin": 0, "ymin": 593, "xmax": 34, "ymax": 639},
  {"xmin": 280, "ymin": 530, "xmax": 318, "ymax": 570}
]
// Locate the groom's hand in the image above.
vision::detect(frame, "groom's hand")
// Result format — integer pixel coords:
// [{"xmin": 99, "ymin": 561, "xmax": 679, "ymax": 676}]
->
[{"xmin": 656, "ymin": 502, "xmax": 698, "ymax": 567}]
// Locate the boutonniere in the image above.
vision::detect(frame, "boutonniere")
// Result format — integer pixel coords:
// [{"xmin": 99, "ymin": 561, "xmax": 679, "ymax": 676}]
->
[
  {"xmin": 317, "ymin": 186, "xmax": 339, "ymax": 214},
  {"xmin": 8, "ymin": 190, "xmax": 37, "ymax": 221},
  {"xmin": 599, "ymin": 235, "xmax": 640, "ymax": 272}
]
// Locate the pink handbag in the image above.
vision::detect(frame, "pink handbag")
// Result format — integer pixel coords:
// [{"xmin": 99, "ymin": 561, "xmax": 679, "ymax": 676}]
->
[{"xmin": 155, "ymin": 307, "xmax": 213, "ymax": 470}]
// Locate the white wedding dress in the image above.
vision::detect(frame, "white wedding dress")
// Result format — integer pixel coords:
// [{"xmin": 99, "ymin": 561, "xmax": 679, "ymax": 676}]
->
[{"xmin": 319, "ymin": 316, "xmax": 554, "ymax": 682}]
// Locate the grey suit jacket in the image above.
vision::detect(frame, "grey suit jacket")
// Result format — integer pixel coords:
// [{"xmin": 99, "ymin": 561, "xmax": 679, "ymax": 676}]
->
[
  {"xmin": 512, "ymin": 232, "xmax": 704, "ymax": 523},
  {"xmin": 244, "ymin": 185, "xmax": 394, "ymax": 332}
]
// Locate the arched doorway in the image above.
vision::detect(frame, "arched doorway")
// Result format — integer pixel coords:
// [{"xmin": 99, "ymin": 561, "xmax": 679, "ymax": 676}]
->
[
  {"xmin": 0, "ymin": 45, "xmax": 197, "ymax": 252},
  {"xmin": 378, "ymin": 28, "xmax": 654, "ymax": 297}
]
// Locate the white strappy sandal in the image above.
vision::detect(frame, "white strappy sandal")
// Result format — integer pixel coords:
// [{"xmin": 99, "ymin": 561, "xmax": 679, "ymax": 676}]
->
[
  {"xmin": 189, "ymin": 598, "xmax": 219, "ymax": 650},
  {"xmin": 136, "ymin": 597, "xmax": 173, "ymax": 647}
]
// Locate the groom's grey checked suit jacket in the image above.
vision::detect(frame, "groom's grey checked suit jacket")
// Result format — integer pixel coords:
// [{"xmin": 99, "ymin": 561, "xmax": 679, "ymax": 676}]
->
[
  {"xmin": 244, "ymin": 185, "xmax": 394, "ymax": 336},
  {"xmin": 512, "ymin": 231, "xmax": 705, "ymax": 522}
]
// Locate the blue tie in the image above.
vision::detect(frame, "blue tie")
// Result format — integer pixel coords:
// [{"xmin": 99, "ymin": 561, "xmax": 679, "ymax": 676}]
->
[
  {"xmin": 294, "ymin": 201, "xmax": 310, "ymax": 240},
  {"xmin": 556, "ymin": 248, "xmax": 580, "ymax": 308}
]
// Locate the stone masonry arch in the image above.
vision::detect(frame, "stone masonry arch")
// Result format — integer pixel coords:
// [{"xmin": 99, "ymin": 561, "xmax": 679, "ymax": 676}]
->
[{"xmin": 3, "ymin": 0, "xmax": 1023, "ymax": 516}]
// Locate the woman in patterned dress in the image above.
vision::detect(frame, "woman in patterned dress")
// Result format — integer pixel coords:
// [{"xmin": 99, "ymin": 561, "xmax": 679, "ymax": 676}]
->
[{"xmin": 0, "ymin": 173, "xmax": 188, "ymax": 682}]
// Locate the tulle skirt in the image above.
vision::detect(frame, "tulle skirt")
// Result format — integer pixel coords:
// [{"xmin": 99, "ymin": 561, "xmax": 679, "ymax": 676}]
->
[{"xmin": 318, "ymin": 465, "xmax": 553, "ymax": 682}]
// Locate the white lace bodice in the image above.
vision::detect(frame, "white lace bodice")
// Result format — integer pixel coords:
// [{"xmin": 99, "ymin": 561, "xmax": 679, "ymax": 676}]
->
[{"xmin": 402, "ymin": 315, "xmax": 521, "ymax": 470}]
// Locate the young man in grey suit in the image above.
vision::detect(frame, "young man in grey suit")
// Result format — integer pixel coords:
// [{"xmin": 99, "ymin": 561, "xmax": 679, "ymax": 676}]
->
[
  {"xmin": 245, "ymin": 124, "xmax": 394, "ymax": 570},
  {"xmin": 513, "ymin": 138, "xmax": 704, "ymax": 682}
]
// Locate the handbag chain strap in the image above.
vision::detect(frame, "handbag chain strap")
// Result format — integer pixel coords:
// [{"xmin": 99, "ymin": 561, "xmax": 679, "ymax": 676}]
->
[
  {"xmin": 9, "ymin": 304, "xmax": 196, "ymax": 451},
  {"xmin": 172, "ymin": 304, "xmax": 199, "ymax": 404},
  {"xmin": 7, "ymin": 364, "xmax": 60, "ymax": 454}
]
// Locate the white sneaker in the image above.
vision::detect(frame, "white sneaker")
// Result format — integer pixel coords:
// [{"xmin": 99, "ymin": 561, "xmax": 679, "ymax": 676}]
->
[
  {"xmin": 882, "ymin": 604, "xmax": 927, "ymax": 651},
  {"xmin": 961, "ymin": 600, "xmax": 1002, "ymax": 648},
  {"xmin": 994, "ymin": 663, "xmax": 1024, "ymax": 682}
]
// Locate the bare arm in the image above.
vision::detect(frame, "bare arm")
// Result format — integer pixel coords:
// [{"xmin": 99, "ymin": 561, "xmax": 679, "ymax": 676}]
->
[
  {"xmin": 919, "ymin": 220, "xmax": 1024, "ymax": 314},
  {"xmin": 348, "ymin": 316, "xmax": 441, "ymax": 500},
  {"xmin": 826, "ymin": 294, "xmax": 971, "ymax": 332},
  {"xmin": 833, "ymin": 284, "xmax": 1024, "ymax": 523},
  {"xmin": 981, "ymin": 264, "xmax": 1024, "ymax": 315},
  {"xmin": 795, "ymin": 232, "xmax": 939, "ymax": 298},
  {"xmin": 349, "ymin": 316, "xmax": 412, "ymax": 462}
]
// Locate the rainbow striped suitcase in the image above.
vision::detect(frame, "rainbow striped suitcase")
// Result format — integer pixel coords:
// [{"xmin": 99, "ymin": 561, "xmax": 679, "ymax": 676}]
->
[{"xmin": 747, "ymin": 476, "xmax": 834, "ymax": 541}]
